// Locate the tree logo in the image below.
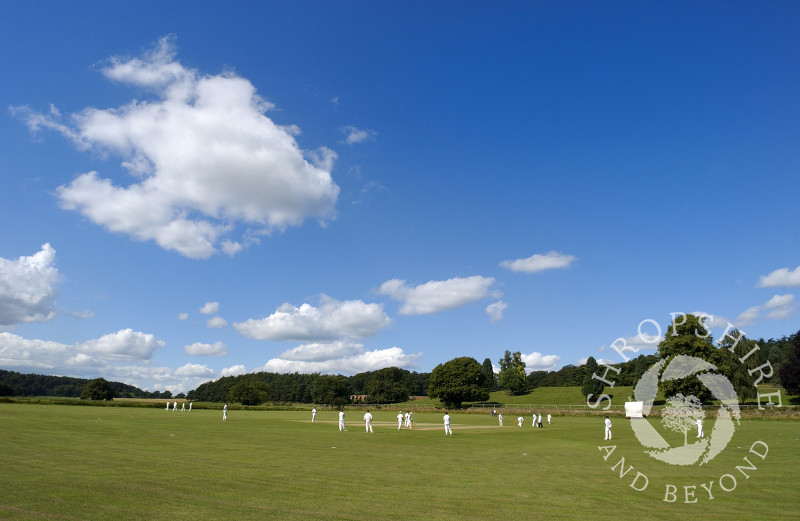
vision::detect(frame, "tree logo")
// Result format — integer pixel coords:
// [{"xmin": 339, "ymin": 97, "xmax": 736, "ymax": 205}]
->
[{"xmin": 631, "ymin": 354, "xmax": 740, "ymax": 466}]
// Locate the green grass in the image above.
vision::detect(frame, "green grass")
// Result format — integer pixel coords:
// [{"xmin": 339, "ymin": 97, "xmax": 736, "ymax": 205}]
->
[{"xmin": 1, "ymin": 403, "xmax": 798, "ymax": 520}]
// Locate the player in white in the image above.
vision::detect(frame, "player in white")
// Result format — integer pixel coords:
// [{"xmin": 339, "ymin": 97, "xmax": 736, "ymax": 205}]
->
[
  {"xmin": 532, "ymin": 413, "xmax": 536, "ymax": 427},
  {"xmin": 189, "ymin": 402, "xmax": 193, "ymax": 411},
  {"xmin": 397, "ymin": 411, "xmax": 404, "ymax": 430},
  {"xmin": 443, "ymin": 411, "xmax": 453, "ymax": 435},
  {"xmin": 338, "ymin": 409, "xmax": 346, "ymax": 431},
  {"xmin": 173, "ymin": 401, "xmax": 178, "ymax": 411},
  {"xmin": 312, "ymin": 407, "xmax": 317, "ymax": 423},
  {"xmin": 537, "ymin": 414, "xmax": 543, "ymax": 428},
  {"xmin": 498, "ymin": 413, "xmax": 503, "ymax": 426},
  {"xmin": 165, "ymin": 401, "xmax": 170, "ymax": 410},
  {"xmin": 181, "ymin": 402, "xmax": 185, "ymax": 412},
  {"xmin": 547, "ymin": 413, "xmax": 551, "ymax": 425},
  {"xmin": 223, "ymin": 402, "xmax": 228, "ymax": 421},
  {"xmin": 363, "ymin": 410, "xmax": 374, "ymax": 433},
  {"xmin": 517, "ymin": 416, "xmax": 524, "ymax": 427},
  {"xmin": 604, "ymin": 416, "xmax": 612, "ymax": 440},
  {"xmin": 696, "ymin": 418, "xmax": 704, "ymax": 438}
]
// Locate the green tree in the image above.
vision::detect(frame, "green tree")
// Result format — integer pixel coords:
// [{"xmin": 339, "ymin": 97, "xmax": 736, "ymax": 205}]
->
[
  {"xmin": 481, "ymin": 358, "xmax": 497, "ymax": 391},
  {"xmin": 656, "ymin": 314, "xmax": 727, "ymax": 403},
  {"xmin": 310, "ymin": 375, "xmax": 351, "ymax": 406},
  {"xmin": 498, "ymin": 366, "xmax": 526, "ymax": 395},
  {"xmin": 80, "ymin": 378, "xmax": 115, "ymax": 401},
  {"xmin": 427, "ymin": 357, "xmax": 489, "ymax": 408},
  {"xmin": 581, "ymin": 356, "xmax": 605, "ymax": 399},
  {"xmin": 228, "ymin": 381, "xmax": 269, "ymax": 405},
  {"xmin": 364, "ymin": 367, "xmax": 409, "ymax": 403},
  {"xmin": 497, "ymin": 350, "xmax": 525, "ymax": 392},
  {"xmin": 0, "ymin": 382, "xmax": 16, "ymax": 396},
  {"xmin": 718, "ymin": 330, "xmax": 759, "ymax": 404},
  {"xmin": 778, "ymin": 331, "xmax": 800, "ymax": 395}
]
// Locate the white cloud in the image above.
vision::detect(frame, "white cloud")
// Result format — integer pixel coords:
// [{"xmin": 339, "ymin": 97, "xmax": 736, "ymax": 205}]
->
[
  {"xmin": 278, "ymin": 340, "xmax": 363, "ymax": 362},
  {"xmin": 520, "ymin": 352, "xmax": 561, "ymax": 372},
  {"xmin": 734, "ymin": 294, "xmax": 795, "ymax": 326},
  {"xmin": 14, "ymin": 36, "xmax": 339, "ymax": 259},
  {"xmin": 206, "ymin": 316, "xmax": 227, "ymax": 328},
  {"xmin": 199, "ymin": 301, "xmax": 219, "ymax": 315},
  {"xmin": 735, "ymin": 306, "xmax": 760, "ymax": 327},
  {"xmin": 763, "ymin": 294, "xmax": 795, "ymax": 320},
  {"xmin": 177, "ymin": 313, "xmax": 188, "ymax": 320},
  {"xmin": 0, "ymin": 244, "xmax": 60, "ymax": 326},
  {"xmin": 174, "ymin": 363, "xmax": 216, "ymax": 377},
  {"xmin": 220, "ymin": 365, "xmax": 247, "ymax": 377},
  {"xmin": 378, "ymin": 276, "xmax": 498, "ymax": 315},
  {"xmin": 234, "ymin": 295, "xmax": 390, "ymax": 341},
  {"xmin": 256, "ymin": 345, "xmax": 421, "ymax": 375},
  {"xmin": 486, "ymin": 301, "xmax": 508, "ymax": 323},
  {"xmin": 500, "ymin": 251, "xmax": 576, "ymax": 274},
  {"xmin": 341, "ymin": 125, "xmax": 377, "ymax": 145},
  {"xmin": 184, "ymin": 341, "xmax": 228, "ymax": 356},
  {"xmin": 757, "ymin": 265, "xmax": 800, "ymax": 287},
  {"xmin": 74, "ymin": 329, "xmax": 165, "ymax": 359}
]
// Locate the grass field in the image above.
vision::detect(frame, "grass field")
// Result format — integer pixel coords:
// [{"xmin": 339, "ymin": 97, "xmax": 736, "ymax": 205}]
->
[{"xmin": 1, "ymin": 403, "xmax": 797, "ymax": 520}]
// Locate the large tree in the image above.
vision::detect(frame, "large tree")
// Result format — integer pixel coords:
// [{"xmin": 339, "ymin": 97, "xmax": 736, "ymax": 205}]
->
[
  {"xmin": 718, "ymin": 330, "xmax": 758, "ymax": 404},
  {"xmin": 581, "ymin": 356, "xmax": 605, "ymax": 399},
  {"xmin": 364, "ymin": 367, "xmax": 409, "ymax": 403},
  {"xmin": 497, "ymin": 350, "xmax": 525, "ymax": 393},
  {"xmin": 778, "ymin": 331, "xmax": 800, "ymax": 395},
  {"xmin": 228, "ymin": 381, "xmax": 269, "ymax": 406},
  {"xmin": 310, "ymin": 375, "xmax": 351, "ymax": 407},
  {"xmin": 656, "ymin": 314, "xmax": 728, "ymax": 403},
  {"xmin": 498, "ymin": 366, "xmax": 526, "ymax": 395},
  {"xmin": 481, "ymin": 358, "xmax": 497, "ymax": 392},
  {"xmin": 427, "ymin": 357, "xmax": 489, "ymax": 409},
  {"xmin": 80, "ymin": 378, "xmax": 115, "ymax": 401}
]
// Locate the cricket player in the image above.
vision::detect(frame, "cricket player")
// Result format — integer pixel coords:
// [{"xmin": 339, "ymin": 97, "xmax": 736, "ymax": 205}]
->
[
  {"xmin": 364, "ymin": 410, "xmax": 374, "ymax": 433},
  {"xmin": 604, "ymin": 416, "xmax": 612, "ymax": 440},
  {"xmin": 537, "ymin": 414, "xmax": 543, "ymax": 428},
  {"xmin": 397, "ymin": 411, "xmax": 404, "ymax": 430},
  {"xmin": 498, "ymin": 413, "xmax": 503, "ymax": 426},
  {"xmin": 443, "ymin": 411, "xmax": 453, "ymax": 435},
  {"xmin": 696, "ymin": 418, "xmax": 703, "ymax": 438},
  {"xmin": 189, "ymin": 402, "xmax": 193, "ymax": 411},
  {"xmin": 173, "ymin": 401, "xmax": 178, "ymax": 411},
  {"xmin": 181, "ymin": 402, "xmax": 185, "ymax": 412},
  {"xmin": 312, "ymin": 407, "xmax": 317, "ymax": 422},
  {"xmin": 165, "ymin": 401, "xmax": 170, "ymax": 410},
  {"xmin": 338, "ymin": 409, "xmax": 346, "ymax": 431},
  {"xmin": 223, "ymin": 402, "xmax": 228, "ymax": 421},
  {"xmin": 517, "ymin": 416, "xmax": 524, "ymax": 427},
  {"xmin": 547, "ymin": 413, "xmax": 551, "ymax": 424}
]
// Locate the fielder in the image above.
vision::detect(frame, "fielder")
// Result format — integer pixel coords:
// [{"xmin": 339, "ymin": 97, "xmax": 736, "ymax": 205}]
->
[
  {"xmin": 517, "ymin": 416, "xmax": 524, "ymax": 427},
  {"xmin": 363, "ymin": 410, "xmax": 374, "ymax": 433},
  {"xmin": 223, "ymin": 402, "xmax": 228, "ymax": 421},
  {"xmin": 165, "ymin": 401, "xmax": 170, "ymax": 410},
  {"xmin": 443, "ymin": 411, "xmax": 453, "ymax": 435},
  {"xmin": 312, "ymin": 407, "xmax": 317, "ymax": 423},
  {"xmin": 604, "ymin": 416, "xmax": 612, "ymax": 440},
  {"xmin": 338, "ymin": 409, "xmax": 346, "ymax": 431},
  {"xmin": 397, "ymin": 411, "xmax": 404, "ymax": 430},
  {"xmin": 696, "ymin": 418, "xmax": 704, "ymax": 438},
  {"xmin": 498, "ymin": 413, "xmax": 503, "ymax": 426}
]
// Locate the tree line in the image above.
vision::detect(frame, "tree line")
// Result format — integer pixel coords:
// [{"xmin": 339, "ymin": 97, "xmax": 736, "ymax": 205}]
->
[
  {"xmin": 2, "ymin": 324, "xmax": 797, "ymax": 406},
  {"xmin": 0, "ymin": 369, "xmax": 171, "ymax": 399}
]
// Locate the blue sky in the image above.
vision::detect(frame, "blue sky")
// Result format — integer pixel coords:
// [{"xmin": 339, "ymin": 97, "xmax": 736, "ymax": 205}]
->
[{"xmin": 1, "ymin": 1, "xmax": 798, "ymax": 394}]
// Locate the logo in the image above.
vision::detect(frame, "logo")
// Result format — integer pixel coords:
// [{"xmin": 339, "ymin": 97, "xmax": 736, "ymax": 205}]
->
[{"xmin": 631, "ymin": 355, "xmax": 739, "ymax": 466}]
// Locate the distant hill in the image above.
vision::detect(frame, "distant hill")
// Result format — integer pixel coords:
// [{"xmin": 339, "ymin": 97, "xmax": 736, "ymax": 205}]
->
[{"xmin": 0, "ymin": 369, "xmax": 171, "ymax": 399}]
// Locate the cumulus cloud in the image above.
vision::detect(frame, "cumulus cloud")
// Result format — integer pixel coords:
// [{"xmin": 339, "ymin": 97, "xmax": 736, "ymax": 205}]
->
[
  {"xmin": 220, "ymin": 364, "xmax": 247, "ymax": 377},
  {"xmin": 0, "ymin": 244, "xmax": 61, "ymax": 327},
  {"xmin": 177, "ymin": 313, "xmax": 188, "ymax": 320},
  {"xmin": 378, "ymin": 276, "xmax": 498, "ymax": 315},
  {"xmin": 734, "ymin": 294, "xmax": 795, "ymax": 326},
  {"xmin": 500, "ymin": 251, "xmax": 576, "ymax": 273},
  {"xmin": 520, "ymin": 352, "xmax": 561, "ymax": 372},
  {"xmin": 757, "ymin": 266, "xmax": 800, "ymax": 287},
  {"xmin": 233, "ymin": 295, "xmax": 390, "ymax": 341},
  {"xmin": 13, "ymin": 36, "xmax": 339, "ymax": 259},
  {"xmin": 486, "ymin": 301, "xmax": 508, "ymax": 323},
  {"xmin": 256, "ymin": 344, "xmax": 421, "ymax": 375},
  {"xmin": 206, "ymin": 316, "xmax": 227, "ymax": 328},
  {"xmin": 74, "ymin": 329, "xmax": 165, "ymax": 359},
  {"xmin": 184, "ymin": 341, "xmax": 228, "ymax": 356},
  {"xmin": 199, "ymin": 301, "xmax": 219, "ymax": 315},
  {"xmin": 174, "ymin": 363, "xmax": 217, "ymax": 377},
  {"xmin": 341, "ymin": 125, "xmax": 377, "ymax": 145}
]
